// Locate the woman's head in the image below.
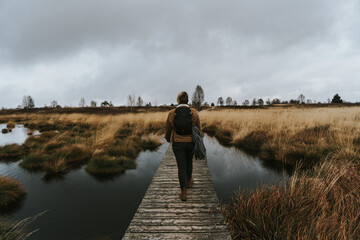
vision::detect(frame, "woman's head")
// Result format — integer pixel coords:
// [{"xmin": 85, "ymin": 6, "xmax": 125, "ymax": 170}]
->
[{"xmin": 177, "ymin": 91, "xmax": 188, "ymax": 104}]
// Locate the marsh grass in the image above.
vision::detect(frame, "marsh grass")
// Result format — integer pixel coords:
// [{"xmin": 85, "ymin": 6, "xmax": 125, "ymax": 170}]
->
[
  {"xmin": 139, "ymin": 135, "xmax": 162, "ymax": 151},
  {"xmin": 0, "ymin": 212, "xmax": 45, "ymax": 240},
  {"xmin": 200, "ymin": 107, "xmax": 360, "ymax": 239},
  {"xmin": 6, "ymin": 122, "xmax": 15, "ymax": 130},
  {"xmin": 222, "ymin": 159, "xmax": 360, "ymax": 239},
  {"xmin": 1, "ymin": 112, "xmax": 165, "ymax": 178},
  {"xmin": 19, "ymin": 153, "xmax": 49, "ymax": 171},
  {"xmin": 85, "ymin": 156, "xmax": 127, "ymax": 175},
  {"xmin": 200, "ymin": 107, "xmax": 360, "ymax": 168},
  {"xmin": 0, "ymin": 176, "xmax": 26, "ymax": 212},
  {"xmin": 0, "ymin": 144, "xmax": 28, "ymax": 162}
]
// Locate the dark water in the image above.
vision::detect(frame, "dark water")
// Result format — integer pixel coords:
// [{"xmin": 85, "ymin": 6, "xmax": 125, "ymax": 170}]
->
[
  {"xmin": 204, "ymin": 136, "xmax": 288, "ymax": 202},
  {"xmin": 1, "ymin": 128, "xmax": 287, "ymax": 239}
]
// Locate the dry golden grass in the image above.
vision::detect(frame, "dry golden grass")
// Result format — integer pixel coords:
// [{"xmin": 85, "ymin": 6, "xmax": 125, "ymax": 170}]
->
[
  {"xmin": 199, "ymin": 107, "xmax": 360, "ymax": 239},
  {"xmin": 0, "ymin": 176, "xmax": 26, "ymax": 211},
  {"xmin": 0, "ymin": 113, "xmax": 165, "ymax": 176},
  {"xmin": 222, "ymin": 159, "xmax": 360, "ymax": 239},
  {"xmin": 200, "ymin": 107, "xmax": 360, "ymax": 167}
]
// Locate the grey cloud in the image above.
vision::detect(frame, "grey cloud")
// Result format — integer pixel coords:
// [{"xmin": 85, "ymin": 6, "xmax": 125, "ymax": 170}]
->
[{"xmin": 0, "ymin": 0, "xmax": 359, "ymax": 108}]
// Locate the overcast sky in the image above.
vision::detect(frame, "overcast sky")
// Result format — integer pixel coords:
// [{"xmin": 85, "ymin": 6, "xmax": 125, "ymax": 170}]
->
[{"xmin": 1, "ymin": 0, "xmax": 359, "ymax": 108}]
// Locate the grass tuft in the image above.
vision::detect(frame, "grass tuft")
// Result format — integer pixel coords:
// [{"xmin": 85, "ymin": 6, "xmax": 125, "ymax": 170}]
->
[
  {"xmin": 0, "ymin": 176, "xmax": 26, "ymax": 211},
  {"xmin": 85, "ymin": 156, "xmax": 126, "ymax": 175},
  {"xmin": 55, "ymin": 144, "xmax": 91, "ymax": 164},
  {"xmin": 6, "ymin": 122, "xmax": 15, "ymax": 130},
  {"xmin": 19, "ymin": 153, "xmax": 48, "ymax": 170},
  {"xmin": 139, "ymin": 137, "xmax": 162, "ymax": 151},
  {"xmin": 0, "ymin": 144, "xmax": 28, "ymax": 162},
  {"xmin": 222, "ymin": 159, "xmax": 360, "ymax": 239}
]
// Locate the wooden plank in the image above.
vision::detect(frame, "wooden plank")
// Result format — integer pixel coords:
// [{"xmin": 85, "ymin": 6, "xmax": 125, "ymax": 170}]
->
[{"xmin": 123, "ymin": 145, "xmax": 231, "ymax": 240}]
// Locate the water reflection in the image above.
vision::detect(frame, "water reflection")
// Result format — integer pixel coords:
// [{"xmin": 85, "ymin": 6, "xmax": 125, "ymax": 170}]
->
[
  {"xmin": 0, "ymin": 124, "xmax": 29, "ymax": 145},
  {"xmin": 0, "ymin": 143, "xmax": 169, "ymax": 240},
  {"xmin": 0, "ymin": 131, "xmax": 289, "ymax": 239},
  {"xmin": 205, "ymin": 135, "xmax": 288, "ymax": 202}
]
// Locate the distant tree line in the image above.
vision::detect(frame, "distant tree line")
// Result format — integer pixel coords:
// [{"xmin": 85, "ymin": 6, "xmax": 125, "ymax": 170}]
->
[{"xmin": 12, "ymin": 92, "xmax": 347, "ymax": 110}]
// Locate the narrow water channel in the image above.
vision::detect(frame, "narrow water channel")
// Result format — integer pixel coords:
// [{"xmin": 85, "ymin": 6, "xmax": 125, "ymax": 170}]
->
[{"xmin": 0, "ymin": 126, "xmax": 287, "ymax": 239}]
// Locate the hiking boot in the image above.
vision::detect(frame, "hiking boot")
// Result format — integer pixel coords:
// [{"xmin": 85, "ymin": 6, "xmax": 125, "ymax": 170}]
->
[
  {"xmin": 187, "ymin": 178, "xmax": 194, "ymax": 188},
  {"xmin": 180, "ymin": 188, "xmax": 187, "ymax": 201}
]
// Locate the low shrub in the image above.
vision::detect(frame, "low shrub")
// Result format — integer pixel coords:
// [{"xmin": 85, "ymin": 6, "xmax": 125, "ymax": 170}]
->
[{"xmin": 2, "ymin": 128, "xmax": 9, "ymax": 134}]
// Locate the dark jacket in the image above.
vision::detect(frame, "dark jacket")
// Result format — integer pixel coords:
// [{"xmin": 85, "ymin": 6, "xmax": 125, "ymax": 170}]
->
[{"xmin": 192, "ymin": 126, "xmax": 206, "ymax": 160}]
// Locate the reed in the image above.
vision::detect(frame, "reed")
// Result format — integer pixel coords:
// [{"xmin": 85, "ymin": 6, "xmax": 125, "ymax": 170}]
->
[
  {"xmin": 222, "ymin": 159, "xmax": 360, "ymax": 239},
  {"xmin": 0, "ymin": 212, "xmax": 44, "ymax": 240}
]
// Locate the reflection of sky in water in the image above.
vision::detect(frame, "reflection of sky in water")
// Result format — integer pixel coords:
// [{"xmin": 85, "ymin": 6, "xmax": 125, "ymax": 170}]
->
[
  {"xmin": 0, "ymin": 124, "xmax": 29, "ymax": 145},
  {"xmin": 0, "ymin": 132, "xmax": 288, "ymax": 239},
  {"xmin": 0, "ymin": 141, "xmax": 169, "ymax": 240},
  {"xmin": 205, "ymin": 135, "xmax": 288, "ymax": 202}
]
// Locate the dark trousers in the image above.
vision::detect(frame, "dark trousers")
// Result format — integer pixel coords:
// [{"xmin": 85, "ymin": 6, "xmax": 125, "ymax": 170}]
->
[{"xmin": 172, "ymin": 142, "xmax": 194, "ymax": 189}]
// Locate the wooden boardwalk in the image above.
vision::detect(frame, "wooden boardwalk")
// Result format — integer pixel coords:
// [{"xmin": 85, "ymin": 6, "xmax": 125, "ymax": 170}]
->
[{"xmin": 123, "ymin": 145, "xmax": 231, "ymax": 240}]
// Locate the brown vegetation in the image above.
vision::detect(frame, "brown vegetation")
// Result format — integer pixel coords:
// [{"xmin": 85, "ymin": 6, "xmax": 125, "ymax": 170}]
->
[
  {"xmin": 200, "ymin": 107, "xmax": 360, "ymax": 239},
  {"xmin": 0, "ymin": 176, "xmax": 26, "ymax": 212},
  {"xmin": 0, "ymin": 112, "xmax": 166, "ymax": 178}
]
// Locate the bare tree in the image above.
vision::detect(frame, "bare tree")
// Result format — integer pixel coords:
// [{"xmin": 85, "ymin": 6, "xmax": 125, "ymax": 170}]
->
[
  {"xmin": 101, "ymin": 101, "xmax": 110, "ymax": 107},
  {"xmin": 137, "ymin": 96, "xmax": 144, "ymax": 106},
  {"xmin": 192, "ymin": 85, "xmax": 204, "ymax": 108},
  {"xmin": 306, "ymin": 99, "xmax": 312, "ymax": 104},
  {"xmin": 90, "ymin": 100, "xmax": 97, "ymax": 107},
  {"xmin": 233, "ymin": 100, "xmax": 237, "ymax": 106},
  {"xmin": 217, "ymin": 97, "xmax": 224, "ymax": 106},
  {"xmin": 79, "ymin": 97, "xmax": 86, "ymax": 107},
  {"xmin": 128, "ymin": 94, "xmax": 136, "ymax": 107},
  {"xmin": 243, "ymin": 100, "xmax": 249, "ymax": 106},
  {"xmin": 252, "ymin": 98, "xmax": 257, "ymax": 106},
  {"xmin": 22, "ymin": 95, "xmax": 35, "ymax": 108},
  {"xmin": 50, "ymin": 100, "xmax": 57, "ymax": 108},
  {"xmin": 225, "ymin": 97, "xmax": 233, "ymax": 106},
  {"xmin": 257, "ymin": 98, "xmax": 264, "ymax": 106},
  {"xmin": 298, "ymin": 94, "xmax": 305, "ymax": 104}
]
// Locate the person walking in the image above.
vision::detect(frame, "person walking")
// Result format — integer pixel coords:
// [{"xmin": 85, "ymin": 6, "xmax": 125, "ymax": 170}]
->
[{"xmin": 165, "ymin": 91, "xmax": 201, "ymax": 201}]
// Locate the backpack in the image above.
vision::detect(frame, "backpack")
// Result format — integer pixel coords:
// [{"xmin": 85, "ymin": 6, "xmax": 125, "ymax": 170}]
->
[{"xmin": 174, "ymin": 107, "xmax": 193, "ymax": 135}]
